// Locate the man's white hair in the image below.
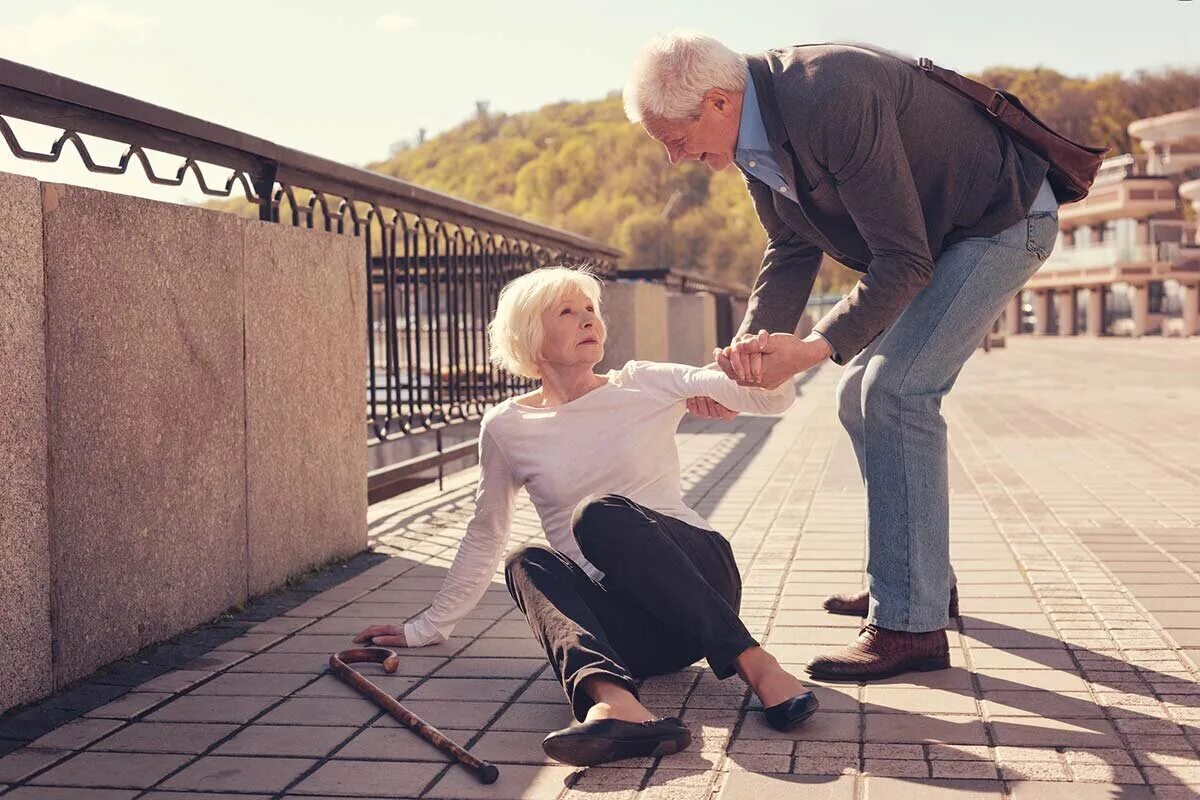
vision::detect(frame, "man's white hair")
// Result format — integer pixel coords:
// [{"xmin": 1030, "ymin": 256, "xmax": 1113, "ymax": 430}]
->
[
  {"xmin": 623, "ymin": 30, "xmax": 747, "ymax": 124},
  {"xmin": 487, "ymin": 266, "xmax": 604, "ymax": 380}
]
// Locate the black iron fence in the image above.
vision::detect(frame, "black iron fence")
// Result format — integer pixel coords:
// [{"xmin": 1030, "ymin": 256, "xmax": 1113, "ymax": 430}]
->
[{"xmin": 0, "ymin": 58, "xmax": 620, "ymax": 497}]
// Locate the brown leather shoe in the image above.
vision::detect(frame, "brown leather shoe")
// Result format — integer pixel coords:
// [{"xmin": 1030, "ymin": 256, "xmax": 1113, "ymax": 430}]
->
[
  {"xmin": 822, "ymin": 586, "xmax": 959, "ymax": 618},
  {"xmin": 805, "ymin": 625, "xmax": 950, "ymax": 682}
]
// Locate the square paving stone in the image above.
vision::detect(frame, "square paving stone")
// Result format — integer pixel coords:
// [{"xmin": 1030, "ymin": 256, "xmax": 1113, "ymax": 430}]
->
[
  {"xmin": 228, "ymin": 652, "xmax": 338, "ymax": 674},
  {"xmin": 424, "ymin": 762, "xmax": 576, "ymax": 799},
  {"xmin": 483, "ymin": 620, "xmax": 539, "ymax": 638},
  {"xmin": 161, "ymin": 755, "xmax": 316, "ymax": 793},
  {"xmin": 38, "ymin": 683, "xmax": 131, "ymax": 712},
  {"xmin": 976, "ymin": 670, "xmax": 1089, "ymax": 693},
  {"xmin": 0, "ymin": 740, "xmax": 28, "ymax": 757},
  {"xmin": 513, "ymin": 681, "xmax": 569, "ymax": 705},
  {"xmin": 770, "ymin": 611, "xmax": 865, "ymax": 628},
  {"xmin": 865, "ymin": 714, "xmax": 988, "ymax": 745},
  {"xmin": 1007, "ymin": 782, "xmax": 1155, "ymax": 799},
  {"xmin": 981, "ymin": 691, "xmax": 1105, "ymax": 719},
  {"xmin": 932, "ymin": 761, "xmax": 1000, "ymax": 779},
  {"xmin": 738, "ymin": 709, "xmax": 859, "ymax": 740},
  {"xmin": 84, "ymin": 692, "xmax": 173, "ymax": 719},
  {"xmin": 726, "ymin": 753, "xmax": 792, "ymax": 772},
  {"xmin": 258, "ymin": 696, "xmax": 378, "ymax": 726},
  {"xmin": 766, "ymin": 627, "xmax": 861, "ymax": 646},
  {"xmin": 863, "ymin": 777, "xmax": 1003, "ymax": 798},
  {"xmin": 135, "ymin": 670, "xmax": 213, "ymax": 693},
  {"xmin": 1167, "ymin": 630, "xmax": 1200, "ymax": 648},
  {"xmin": 333, "ymin": 726, "xmax": 477, "ymax": 761},
  {"xmin": 212, "ymin": 633, "xmax": 284, "ymax": 653},
  {"xmin": 863, "ymin": 687, "xmax": 979, "ymax": 715},
  {"xmin": 563, "ymin": 765, "xmax": 645, "ymax": 798},
  {"xmin": 296, "ymin": 673, "xmax": 417, "ymax": 698},
  {"xmin": 967, "ymin": 649, "xmax": 1077, "ymax": 671},
  {"xmin": 456, "ymin": 638, "xmax": 546, "ymax": 659},
  {"xmin": 0, "ymin": 748, "xmax": 71, "ymax": 782},
  {"xmin": 93, "ymin": 722, "xmax": 238, "ymax": 754},
  {"xmin": 865, "ymin": 743, "xmax": 925, "ymax": 760},
  {"xmin": 366, "ymin": 699, "xmax": 505, "ymax": 731},
  {"xmin": 467, "ymin": 730, "xmax": 560, "ymax": 765},
  {"xmin": 718, "ymin": 772, "xmax": 858, "ymax": 799},
  {"xmin": 287, "ymin": 617, "xmax": 369, "ymax": 635},
  {"xmin": 143, "ymin": 793, "xmax": 271, "ymax": 799},
  {"xmin": 990, "ymin": 718, "xmax": 1122, "ymax": 748},
  {"xmin": 27, "ymin": 718, "xmax": 123, "ymax": 751},
  {"xmin": 961, "ymin": 615, "xmax": 1054, "ymax": 632},
  {"xmin": 29, "ymin": 751, "xmax": 192, "ymax": 788},
  {"xmin": 998, "ymin": 760, "xmax": 1071, "ymax": 781},
  {"xmin": 214, "ymin": 724, "xmax": 356, "ymax": 757},
  {"xmin": 434, "ymin": 658, "xmax": 547, "ymax": 679},
  {"xmin": 249, "ymin": 616, "xmax": 317, "ymax": 635},
  {"xmin": 807, "ymin": 687, "xmax": 861, "ymax": 713},
  {"xmin": 405, "ymin": 677, "xmax": 525, "ymax": 703},
  {"xmin": 480, "ymin": 702, "xmax": 569, "ymax": 732},
  {"xmin": 181, "ymin": 651, "xmax": 250, "ymax": 672},
  {"xmin": 289, "ymin": 759, "xmax": 442, "ymax": 796},
  {"xmin": 864, "ymin": 759, "xmax": 930, "ymax": 777},
  {"xmin": 267, "ymin": 634, "xmax": 385, "ymax": 654},
  {"xmin": 190, "ymin": 671, "xmax": 312, "ymax": 696},
  {"xmin": 1, "ymin": 789, "xmax": 138, "ymax": 799},
  {"xmin": 870, "ymin": 668, "xmax": 975, "ymax": 691},
  {"xmin": 144, "ymin": 694, "xmax": 277, "ymax": 724}
]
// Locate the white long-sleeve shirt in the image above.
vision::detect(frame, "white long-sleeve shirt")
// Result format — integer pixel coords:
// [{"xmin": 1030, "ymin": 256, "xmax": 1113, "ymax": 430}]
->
[{"xmin": 402, "ymin": 359, "xmax": 796, "ymax": 646}]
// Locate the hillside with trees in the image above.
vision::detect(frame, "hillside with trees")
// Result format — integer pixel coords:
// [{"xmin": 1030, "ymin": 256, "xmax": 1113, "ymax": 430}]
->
[{"xmin": 223, "ymin": 64, "xmax": 1200, "ymax": 293}]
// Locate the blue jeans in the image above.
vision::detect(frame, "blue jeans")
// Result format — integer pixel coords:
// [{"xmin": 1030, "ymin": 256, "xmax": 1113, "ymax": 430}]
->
[{"xmin": 836, "ymin": 176, "xmax": 1059, "ymax": 632}]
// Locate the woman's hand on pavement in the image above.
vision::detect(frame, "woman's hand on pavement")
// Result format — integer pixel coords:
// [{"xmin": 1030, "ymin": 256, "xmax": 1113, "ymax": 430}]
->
[{"xmin": 353, "ymin": 623, "xmax": 408, "ymax": 648}]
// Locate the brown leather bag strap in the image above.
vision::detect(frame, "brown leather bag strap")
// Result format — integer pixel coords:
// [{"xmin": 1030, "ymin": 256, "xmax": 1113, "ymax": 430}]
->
[
  {"xmin": 916, "ymin": 57, "xmax": 1025, "ymax": 127},
  {"xmin": 915, "ymin": 56, "xmax": 1108, "ymax": 158},
  {"xmin": 909, "ymin": 54, "xmax": 1107, "ymax": 203}
]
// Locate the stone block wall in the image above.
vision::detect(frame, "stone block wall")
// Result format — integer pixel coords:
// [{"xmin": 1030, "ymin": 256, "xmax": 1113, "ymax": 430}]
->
[
  {"xmin": 1, "ymin": 177, "xmax": 366, "ymax": 709},
  {"xmin": 0, "ymin": 173, "xmax": 53, "ymax": 710}
]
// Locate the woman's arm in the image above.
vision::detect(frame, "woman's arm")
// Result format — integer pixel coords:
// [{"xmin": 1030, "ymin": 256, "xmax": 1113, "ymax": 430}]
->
[
  {"xmin": 629, "ymin": 360, "xmax": 796, "ymax": 416},
  {"xmin": 401, "ymin": 427, "xmax": 519, "ymax": 646}
]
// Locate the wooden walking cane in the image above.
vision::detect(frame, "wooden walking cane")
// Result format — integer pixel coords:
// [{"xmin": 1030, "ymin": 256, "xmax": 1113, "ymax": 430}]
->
[{"xmin": 330, "ymin": 648, "xmax": 500, "ymax": 785}]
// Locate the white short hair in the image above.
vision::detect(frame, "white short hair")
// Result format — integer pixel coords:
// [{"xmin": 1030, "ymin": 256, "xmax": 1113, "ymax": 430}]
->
[
  {"xmin": 488, "ymin": 266, "xmax": 604, "ymax": 380},
  {"xmin": 623, "ymin": 30, "xmax": 747, "ymax": 124}
]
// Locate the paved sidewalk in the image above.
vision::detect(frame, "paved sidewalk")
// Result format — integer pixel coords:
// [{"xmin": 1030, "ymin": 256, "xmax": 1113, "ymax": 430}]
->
[{"xmin": 1, "ymin": 338, "xmax": 1198, "ymax": 799}]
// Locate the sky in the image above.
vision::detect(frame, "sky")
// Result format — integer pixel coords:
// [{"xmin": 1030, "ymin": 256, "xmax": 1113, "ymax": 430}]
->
[{"xmin": 1, "ymin": 0, "xmax": 1197, "ymax": 204}]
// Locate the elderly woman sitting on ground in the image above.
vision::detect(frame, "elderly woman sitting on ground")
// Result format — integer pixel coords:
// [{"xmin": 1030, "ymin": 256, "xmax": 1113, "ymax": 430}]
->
[{"xmin": 353, "ymin": 266, "xmax": 817, "ymax": 767}]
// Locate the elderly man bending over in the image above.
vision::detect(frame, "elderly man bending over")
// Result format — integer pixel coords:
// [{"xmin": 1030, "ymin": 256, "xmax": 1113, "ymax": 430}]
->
[{"xmin": 624, "ymin": 32, "xmax": 1059, "ymax": 681}]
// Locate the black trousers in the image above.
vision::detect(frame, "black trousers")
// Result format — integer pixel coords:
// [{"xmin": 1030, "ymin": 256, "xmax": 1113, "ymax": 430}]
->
[{"xmin": 504, "ymin": 493, "xmax": 759, "ymax": 722}]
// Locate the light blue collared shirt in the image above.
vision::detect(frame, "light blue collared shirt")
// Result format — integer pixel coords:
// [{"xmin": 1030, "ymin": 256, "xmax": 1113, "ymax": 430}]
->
[
  {"xmin": 734, "ymin": 68, "xmax": 838, "ymax": 360},
  {"xmin": 735, "ymin": 68, "xmax": 794, "ymax": 201}
]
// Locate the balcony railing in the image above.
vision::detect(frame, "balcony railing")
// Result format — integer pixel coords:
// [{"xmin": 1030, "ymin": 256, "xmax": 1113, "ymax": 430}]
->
[
  {"xmin": 0, "ymin": 58, "xmax": 621, "ymax": 495},
  {"xmin": 1042, "ymin": 242, "xmax": 1159, "ymax": 270}
]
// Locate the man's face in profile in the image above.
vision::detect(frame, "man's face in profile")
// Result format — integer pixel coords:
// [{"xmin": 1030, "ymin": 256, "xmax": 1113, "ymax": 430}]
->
[{"xmin": 642, "ymin": 89, "xmax": 742, "ymax": 172}]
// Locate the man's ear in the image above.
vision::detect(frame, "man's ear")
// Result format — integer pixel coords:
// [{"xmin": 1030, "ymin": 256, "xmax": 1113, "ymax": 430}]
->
[{"xmin": 704, "ymin": 88, "xmax": 731, "ymax": 113}]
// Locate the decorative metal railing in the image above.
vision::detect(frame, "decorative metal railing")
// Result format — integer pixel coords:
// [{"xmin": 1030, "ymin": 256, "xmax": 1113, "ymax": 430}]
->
[{"xmin": 0, "ymin": 58, "xmax": 620, "ymax": 494}]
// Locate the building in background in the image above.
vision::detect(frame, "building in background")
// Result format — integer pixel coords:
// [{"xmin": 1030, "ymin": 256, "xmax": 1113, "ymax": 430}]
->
[{"xmin": 1004, "ymin": 107, "xmax": 1200, "ymax": 338}]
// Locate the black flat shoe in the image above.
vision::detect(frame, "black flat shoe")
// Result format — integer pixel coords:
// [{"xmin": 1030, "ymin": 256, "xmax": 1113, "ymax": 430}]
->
[
  {"xmin": 541, "ymin": 716, "xmax": 691, "ymax": 766},
  {"xmin": 763, "ymin": 691, "xmax": 820, "ymax": 732}
]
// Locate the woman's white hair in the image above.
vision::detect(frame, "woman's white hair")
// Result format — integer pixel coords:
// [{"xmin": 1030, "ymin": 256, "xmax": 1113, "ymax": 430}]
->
[
  {"xmin": 488, "ymin": 266, "xmax": 604, "ymax": 380},
  {"xmin": 623, "ymin": 30, "xmax": 747, "ymax": 124}
]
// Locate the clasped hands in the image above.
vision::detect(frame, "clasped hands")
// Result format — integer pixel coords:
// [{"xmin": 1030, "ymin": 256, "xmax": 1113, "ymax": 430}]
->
[{"xmin": 685, "ymin": 330, "xmax": 832, "ymax": 421}]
